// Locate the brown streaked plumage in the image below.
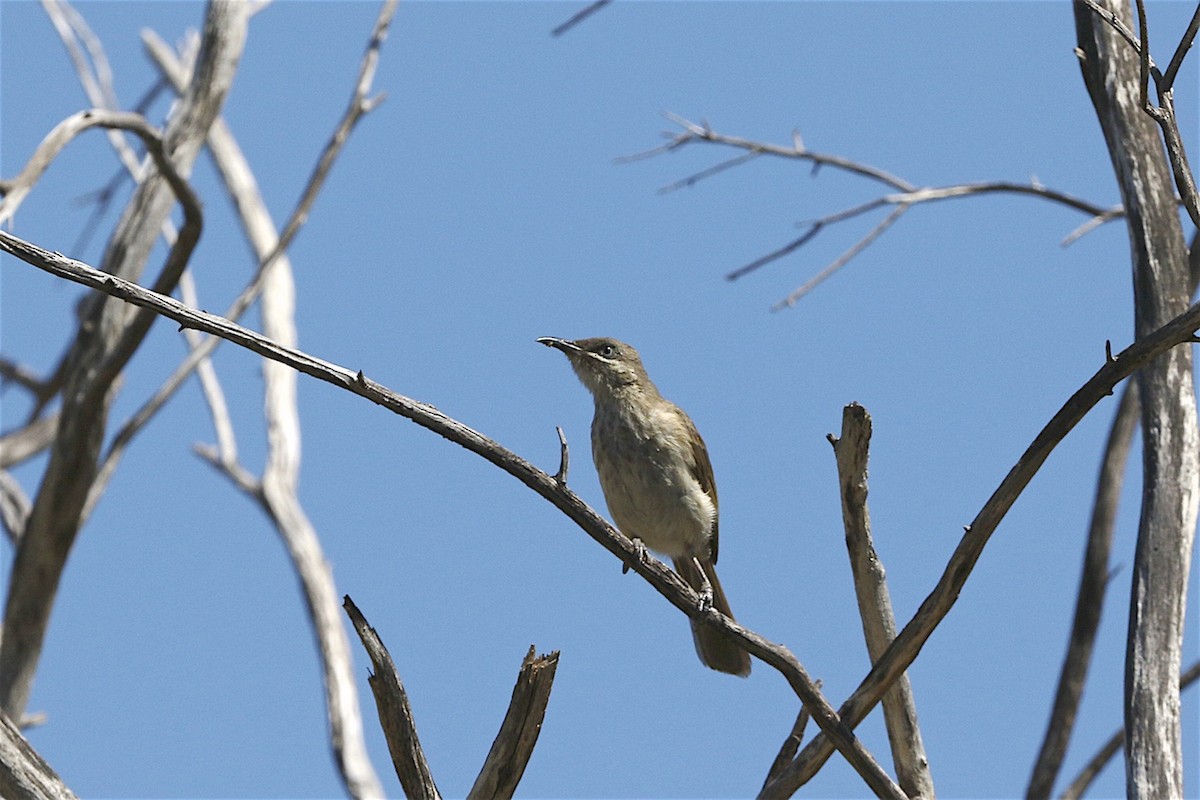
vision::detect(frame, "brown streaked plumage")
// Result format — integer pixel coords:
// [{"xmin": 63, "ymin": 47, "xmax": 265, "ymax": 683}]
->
[{"xmin": 538, "ymin": 336, "xmax": 750, "ymax": 677}]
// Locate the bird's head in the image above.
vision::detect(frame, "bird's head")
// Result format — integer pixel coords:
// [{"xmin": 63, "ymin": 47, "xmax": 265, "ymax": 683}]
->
[{"xmin": 537, "ymin": 336, "xmax": 653, "ymax": 398}]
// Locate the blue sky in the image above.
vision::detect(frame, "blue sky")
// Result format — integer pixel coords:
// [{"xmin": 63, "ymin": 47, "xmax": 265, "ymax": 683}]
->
[{"xmin": 1, "ymin": 1, "xmax": 1198, "ymax": 798}]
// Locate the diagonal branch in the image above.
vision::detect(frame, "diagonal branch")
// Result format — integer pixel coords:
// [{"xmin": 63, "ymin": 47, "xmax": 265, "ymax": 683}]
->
[
  {"xmin": 344, "ymin": 596, "xmax": 440, "ymax": 800},
  {"xmin": 467, "ymin": 645, "xmax": 561, "ymax": 800},
  {"xmin": 551, "ymin": 0, "xmax": 612, "ymax": 37}
]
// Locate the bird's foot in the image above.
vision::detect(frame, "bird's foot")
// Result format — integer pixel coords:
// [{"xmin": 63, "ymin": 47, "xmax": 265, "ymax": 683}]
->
[
  {"xmin": 694, "ymin": 558, "xmax": 714, "ymax": 612},
  {"xmin": 622, "ymin": 538, "xmax": 649, "ymax": 574}
]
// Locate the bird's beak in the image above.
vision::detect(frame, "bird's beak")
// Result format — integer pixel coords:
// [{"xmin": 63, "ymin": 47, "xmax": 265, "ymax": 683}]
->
[{"xmin": 536, "ymin": 336, "xmax": 581, "ymax": 354}]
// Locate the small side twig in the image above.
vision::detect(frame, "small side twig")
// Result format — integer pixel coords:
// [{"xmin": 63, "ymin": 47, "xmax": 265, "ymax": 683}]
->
[
  {"xmin": 343, "ymin": 596, "xmax": 441, "ymax": 800},
  {"xmin": 466, "ymin": 646, "xmax": 561, "ymax": 800},
  {"xmin": 553, "ymin": 426, "xmax": 569, "ymax": 484},
  {"xmin": 762, "ymin": 680, "xmax": 820, "ymax": 791}
]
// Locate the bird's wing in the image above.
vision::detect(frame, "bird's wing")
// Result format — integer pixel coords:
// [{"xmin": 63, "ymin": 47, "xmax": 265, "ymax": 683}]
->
[{"xmin": 682, "ymin": 410, "xmax": 720, "ymax": 563}]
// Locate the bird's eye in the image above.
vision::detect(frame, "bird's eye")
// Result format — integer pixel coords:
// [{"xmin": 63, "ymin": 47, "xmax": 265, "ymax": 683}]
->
[{"xmin": 599, "ymin": 344, "xmax": 616, "ymax": 358}]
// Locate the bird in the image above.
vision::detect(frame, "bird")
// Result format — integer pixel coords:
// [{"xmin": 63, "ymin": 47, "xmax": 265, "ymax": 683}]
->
[{"xmin": 537, "ymin": 336, "xmax": 751, "ymax": 676}]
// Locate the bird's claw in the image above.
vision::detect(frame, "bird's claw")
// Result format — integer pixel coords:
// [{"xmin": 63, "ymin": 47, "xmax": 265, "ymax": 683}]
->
[{"xmin": 622, "ymin": 538, "xmax": 649, "ymax": 574}]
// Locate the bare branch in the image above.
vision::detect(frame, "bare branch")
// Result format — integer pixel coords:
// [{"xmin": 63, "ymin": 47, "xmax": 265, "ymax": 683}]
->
[
  {"xmin": 1076, "ymin": 1, "xmax": 1199, "ymax": 795},
  {"xmin": 650, "ymin": 112, "xmax": 915, "ymax": 190},
  {"xmin": 762, "ymin": 682, "xmax": 818, "ymax": 792},
  {"xmin": 1, "ymin": 232, "xmax": 910, "ymax": 798},
  {"xmin": 0, "ymin": 416, "xmax": 59, "ymax": 471},
  {"xmin": 771, "ymin": 205, "xmax": 909, "ymax": 311},
  {"xmin": 551, "ymin": 0, "xmax": 612, "ymax": 37},
  {"xmin": 1026, "ymin": 382, "xmax": 1139, "ymax": 799},
  {"xmin": 343, "ymin": 596, "xmax": 440, "ymax": 800},
  {"xmin": 0, "ymin": 360, "xmax": 46, "ymax": 398},
  {"xmin": 657, "ymin": 150, "xmax": 764, "ymax": 194},
  {"xmin": 724, "ymin": 225, "xmax": 825, "ymax": 282},
  {"xmin": 638, "ymin": 115, "xmax": 1119, "ymax": 305},
  {"xmin": 105, "ymin": 0, "xmax": 398, "ymax": 488},
  {"xmin": 1161, "ymin": 3, "xmax": 1200, "ymax": 90},
  {"xmin": 828, "ymin": 404, "xmax": 934, "ymax": 800},
  {"xmin": 553, "ymin": 426, "xmax": 569, "ymax": 484},
  {"xmin": 467, "ymin": 645, "xmax": 561, "ymax": 800}
]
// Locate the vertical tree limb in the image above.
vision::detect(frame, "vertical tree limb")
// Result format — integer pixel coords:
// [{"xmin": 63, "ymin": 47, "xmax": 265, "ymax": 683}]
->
[
  {"xmin": 1074, "ymin": 2, "xmax": 1199, "ymax": 796},
  {"xmin": 1026, "ymin": 382, "xmax": 1139, "ymax": 799},
  {"xmin": 828, "ymin": 403, "xmax": 934, "ymax": 799}
]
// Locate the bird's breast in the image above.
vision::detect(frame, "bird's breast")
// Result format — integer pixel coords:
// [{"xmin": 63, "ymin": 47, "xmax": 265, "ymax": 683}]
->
[{"xmin": 589, "ymin": 402, "xmax": 715, "ymax": 559}]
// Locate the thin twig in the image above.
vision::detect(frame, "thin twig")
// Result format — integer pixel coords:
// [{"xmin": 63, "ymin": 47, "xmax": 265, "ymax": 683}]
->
[
  {"xmin": 551, "ymin": 0, "xmax": 612, "ymax": 36},
  {"xmin": 772, "ymin": 205, "xmax": 909, "ymax": 311},
  {"xmin": 763, "ymin": 681, "xmax": 819, "ymax": 791},
  {"xmin": 554, "ymin": 426, "xmax": 569, "ymax": 484},
  {"xmin": 1162, "ymin": 2, "xmax": 1200, "ymax": 90},
  {"xmin": 636, "ymin": 114, "xmax": 1119, "ymax": 306}
]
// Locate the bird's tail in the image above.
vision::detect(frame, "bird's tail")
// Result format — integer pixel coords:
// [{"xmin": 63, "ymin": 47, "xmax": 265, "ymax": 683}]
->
[{"xmin": 673, "ymin": 557, "xmax": 752, "ymax": 677}]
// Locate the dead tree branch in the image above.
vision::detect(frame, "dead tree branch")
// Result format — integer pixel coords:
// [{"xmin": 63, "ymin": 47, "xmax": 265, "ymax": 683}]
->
[
  {"xmin": 467, "ymin": 646, "xmax": 561, "ymax": 800},
  {"xmin": 828, "ymin": 403, "xmax": 934, "ymax": 799},
  {"xmin": 0, "ymin": 87, "xmax": 221, "ymax": 726},
  {"xmin": 761, "ymin": 337, "xmax": 1200, "ymax": 793},
  {"xmin": 1076, "ymin": 1, "xmax": 1199, "ymax": 796},
  {"xmin": 1025, "ymin": 383, "xmax": 1139, "ymax": 799},
  {"xmin": 344, "ymin": 596, "xmax": 440, "ymax": 800}
]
